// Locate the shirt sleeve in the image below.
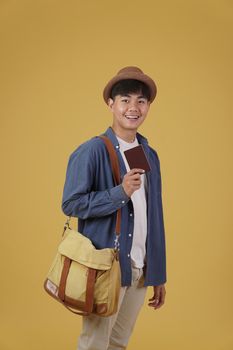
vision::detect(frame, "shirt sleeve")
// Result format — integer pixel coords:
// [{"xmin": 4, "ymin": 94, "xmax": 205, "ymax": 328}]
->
[{"xmin": 61, "ymin": 142, "xmax": 129, "ymax": 219}]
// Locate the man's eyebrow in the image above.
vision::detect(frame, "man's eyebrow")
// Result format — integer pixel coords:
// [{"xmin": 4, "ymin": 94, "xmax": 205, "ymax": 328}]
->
[{"xmin": 119, "ymin": 94, "xmax": 146, "ymax": 99}]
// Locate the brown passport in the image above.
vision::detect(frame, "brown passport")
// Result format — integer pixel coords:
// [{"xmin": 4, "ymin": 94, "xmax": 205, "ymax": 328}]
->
[{"xmin": 124, "ymin": 145, "xmax": 151, "ymax": 172}]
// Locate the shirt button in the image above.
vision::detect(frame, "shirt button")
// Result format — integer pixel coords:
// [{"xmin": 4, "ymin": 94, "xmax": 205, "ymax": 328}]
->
[
  {"xmin": 121, "ymin": 200, "xmax": 125, "ymax": 204},
  {"xmin": 129, "ymin": 213, "xmax": 133, "ymax": 217},
  {"xmin": 129, "ymin": 234, "xmax": 132, "ymax": 237},
  {"xmin": 127, "ymin": 254, "xmax": 130, "ymax": 257},
  {"xmin": 116, "ymin": 145, "xmax": 119, "ymax": 149}
]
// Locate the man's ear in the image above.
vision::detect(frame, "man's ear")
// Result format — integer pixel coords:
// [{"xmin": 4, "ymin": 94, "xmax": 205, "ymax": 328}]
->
[{"xmin": 108, "ymin": 98, "xmax": 114, "ymax": 109}]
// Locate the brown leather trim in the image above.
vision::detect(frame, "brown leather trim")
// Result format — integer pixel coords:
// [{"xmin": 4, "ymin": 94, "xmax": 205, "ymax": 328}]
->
[
  {"xmin": 63, "ymin": 268, "xmax": 97, "ymax": 313},
  {"xmin": 44, "ymin": 279, "xmax": 58, "ymax": 298},
  {"xmin": 58, "ymin": 257, "xmax": 71, "ymax": 301},
  {"xmin": 58, "ymin": 262, "xmax": 97, "ymax": 313},
  {"xmin": 63, "ymin": 297, "xmax": 108, "ymax": 316},
  {"xmin": 44, "ymin": 278, "xmax": 108, "ymax": 316},
  {"xmin": 44, "ymin": 279, "xmax": 89, "ymax": 315},
  {"xmin": 99, "ymin": 136, "xmax": 121, "ymax": 185},
  {"xmin": 93, "ymin": 302, "xmax": 108, "ymax": 315},
  {"xmin": 64, "ymin": 295, "xmax": 87, "ymax": 309},
  {"xmin": 84, "ymin": 268, "xmax": 97, "ymax": 313},
  {"xmin": 64, "ymin": 295, "xmax": 107, "ymax": 316},
  {"xmin": 99, "ymin": 135, "xmax": 121, "ymax": 235}
]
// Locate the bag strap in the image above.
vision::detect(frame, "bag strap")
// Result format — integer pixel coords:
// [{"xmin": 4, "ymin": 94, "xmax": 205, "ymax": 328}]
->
[
  {"xmin": 58, "ymin": 257, "xmax": 97, "ymax": 315},
  {"xmin": 98, "ymin": 135, "xmax": 121, "ymax": 237},
  {"xmin": 64, "ymin": 136, "xmax": 122, "ymax": 243},
  {"xmin": 99, "ymin": 136, "xmax": 121, "ymax": 185}
]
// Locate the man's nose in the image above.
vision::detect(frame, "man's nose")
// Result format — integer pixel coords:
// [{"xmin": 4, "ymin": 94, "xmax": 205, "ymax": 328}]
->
[{"xmin": 128, "ymin": 101, "xmax": 139, "ymax": 111}]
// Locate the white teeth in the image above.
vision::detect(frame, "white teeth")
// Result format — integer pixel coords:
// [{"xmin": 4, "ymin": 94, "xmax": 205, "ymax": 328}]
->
[{"xmin": 125, "ymin": 115, "xmax": 139, "ymax": 120}]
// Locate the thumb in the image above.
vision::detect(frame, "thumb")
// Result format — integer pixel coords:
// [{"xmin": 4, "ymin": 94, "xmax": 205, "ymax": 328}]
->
[{"xmin": 149, "ymin": 294, "xmax": 156, "ymax": 301}]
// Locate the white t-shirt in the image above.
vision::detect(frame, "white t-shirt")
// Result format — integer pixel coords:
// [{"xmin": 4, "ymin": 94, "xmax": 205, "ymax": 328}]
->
[{"xmin": 116, "ymin": 136, "xmax": 147, "ymax": 268}]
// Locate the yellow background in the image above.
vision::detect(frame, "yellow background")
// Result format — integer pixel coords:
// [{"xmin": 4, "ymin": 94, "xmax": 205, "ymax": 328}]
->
[{"xmin": 1, "ymin": 0, "xmax": 233, "ymax": 349}]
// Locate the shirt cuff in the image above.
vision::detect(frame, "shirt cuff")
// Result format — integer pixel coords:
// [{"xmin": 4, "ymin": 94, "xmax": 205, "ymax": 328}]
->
[{"xmin": 109, "ymin": 184, "xmax": 130, "ymax": 206}]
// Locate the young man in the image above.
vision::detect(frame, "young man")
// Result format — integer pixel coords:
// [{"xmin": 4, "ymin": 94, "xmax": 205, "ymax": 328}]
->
[{"xmin": 62, "ymin": 66, "xmax": 167, "ymax": 350}]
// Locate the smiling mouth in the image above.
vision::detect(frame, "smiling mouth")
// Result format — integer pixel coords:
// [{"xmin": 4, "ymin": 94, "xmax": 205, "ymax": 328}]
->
[{"xmin": 125, "ymin": 115, "xmax": 140, "ymax": 120}]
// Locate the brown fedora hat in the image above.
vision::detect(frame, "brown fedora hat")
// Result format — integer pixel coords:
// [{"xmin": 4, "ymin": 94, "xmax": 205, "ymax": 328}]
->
[{"xmin": 103, "ymin": 66, "xmax": 157, "ymax": 104}]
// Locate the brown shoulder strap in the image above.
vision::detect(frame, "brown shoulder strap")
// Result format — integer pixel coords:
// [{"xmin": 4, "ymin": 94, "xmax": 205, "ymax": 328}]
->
[
  {"xmin": 65, "ymin": 136, "xmax": 122, "ymax": 236},
  {"xmin": 99, "ymin": 135, "xmax": 122, "ymax": 236},
  {"xmin": 99, "ymin": 136, "xmax": 121, "ymax": 185}
]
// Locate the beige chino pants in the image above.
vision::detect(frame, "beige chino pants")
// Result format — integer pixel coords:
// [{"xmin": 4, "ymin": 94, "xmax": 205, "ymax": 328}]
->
[{"xmin": 77, "ymin": 266, "xmax": 147, "ymax": 350}]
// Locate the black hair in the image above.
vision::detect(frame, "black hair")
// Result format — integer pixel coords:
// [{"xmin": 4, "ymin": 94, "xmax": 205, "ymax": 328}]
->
[{"xmin": 110, "ymin": 79, "xmax": 151, "ymax": 101}]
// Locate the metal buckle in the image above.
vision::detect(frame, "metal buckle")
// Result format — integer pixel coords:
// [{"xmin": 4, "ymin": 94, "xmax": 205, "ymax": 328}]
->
[
  {"xmin": 114, "ymin": 234, "xmax": 120, "ymax": 260},
  {"xmin": 62, "ymin": 217, "xmax": 71, "ymax": 236}
]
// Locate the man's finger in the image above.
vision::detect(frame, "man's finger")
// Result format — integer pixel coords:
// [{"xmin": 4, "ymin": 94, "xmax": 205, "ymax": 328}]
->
[
  {"xmin": 148, "ymin": 286, "xmax": 166, "ymax": 309},
  {"xmin": 128, "ymin": 168, "xmax": 145, "ymax": 175}
]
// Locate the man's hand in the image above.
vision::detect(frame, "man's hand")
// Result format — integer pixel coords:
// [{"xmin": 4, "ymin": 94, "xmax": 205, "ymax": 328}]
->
[
  {"xmin": 148, "ymin": 284, "xmax": 166, "ymax": 310},
  {"xmin": 122, "ymin": 168, "xmax": 145, "ymax": 197}
]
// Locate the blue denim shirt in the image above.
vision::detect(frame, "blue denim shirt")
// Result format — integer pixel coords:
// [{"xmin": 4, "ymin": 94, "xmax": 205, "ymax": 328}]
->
[{"xmin": 62, "ymin": 127, "xmax": 166, "ymax": 286}]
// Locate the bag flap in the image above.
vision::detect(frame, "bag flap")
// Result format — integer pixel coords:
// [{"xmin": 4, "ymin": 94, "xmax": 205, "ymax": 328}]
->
[{"xmin": 58, "ymin": 229, "xmax": 115, "ymax": 270}]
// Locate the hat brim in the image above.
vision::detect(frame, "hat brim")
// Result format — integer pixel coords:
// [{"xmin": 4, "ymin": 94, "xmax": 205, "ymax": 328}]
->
[{"xmin": 103, "ymin": 72, "xmax": 157, "ymax": 104}]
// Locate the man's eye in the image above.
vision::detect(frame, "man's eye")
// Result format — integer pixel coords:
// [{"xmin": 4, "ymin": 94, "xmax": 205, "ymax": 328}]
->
[
  {"xmin": 139, "ymin": 100, "xmax": 145, "ymax": 104},
  {"xmin": 121, "ymin": 99, "xmax": 129, "ymax": 103}
]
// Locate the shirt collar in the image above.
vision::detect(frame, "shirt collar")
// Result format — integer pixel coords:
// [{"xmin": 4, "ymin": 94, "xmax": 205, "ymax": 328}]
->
[{"xmin": 103, "ymin": 127, "xmax": 148, "ymax": 150}]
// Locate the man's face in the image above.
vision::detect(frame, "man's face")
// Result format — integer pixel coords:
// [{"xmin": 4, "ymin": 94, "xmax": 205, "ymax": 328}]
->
[{"xmin": 108, "ymin": 92, "xmax": 150, "ymax": 133}]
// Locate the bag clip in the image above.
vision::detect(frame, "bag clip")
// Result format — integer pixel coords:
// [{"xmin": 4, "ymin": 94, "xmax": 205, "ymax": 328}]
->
[{"xmin": 62, "ymin": 217, "xmax": 71, "ymax": 236}]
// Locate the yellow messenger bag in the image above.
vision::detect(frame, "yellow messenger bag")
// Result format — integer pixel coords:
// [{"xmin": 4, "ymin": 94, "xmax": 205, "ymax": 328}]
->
[{"xmin": 44, "ymin": 136, "xmax": 122, "ymax": 316}]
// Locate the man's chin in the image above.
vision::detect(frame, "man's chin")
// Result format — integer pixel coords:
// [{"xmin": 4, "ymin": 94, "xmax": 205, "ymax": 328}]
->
[{"xmin": 123, "ymin": 126, "xmax": 139, "ymax": 132}]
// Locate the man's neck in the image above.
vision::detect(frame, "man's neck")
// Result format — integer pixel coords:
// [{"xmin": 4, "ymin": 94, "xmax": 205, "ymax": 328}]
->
[{"xmin": 111, "ymin": 126, "xmax": 137, "ymax": 143}]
